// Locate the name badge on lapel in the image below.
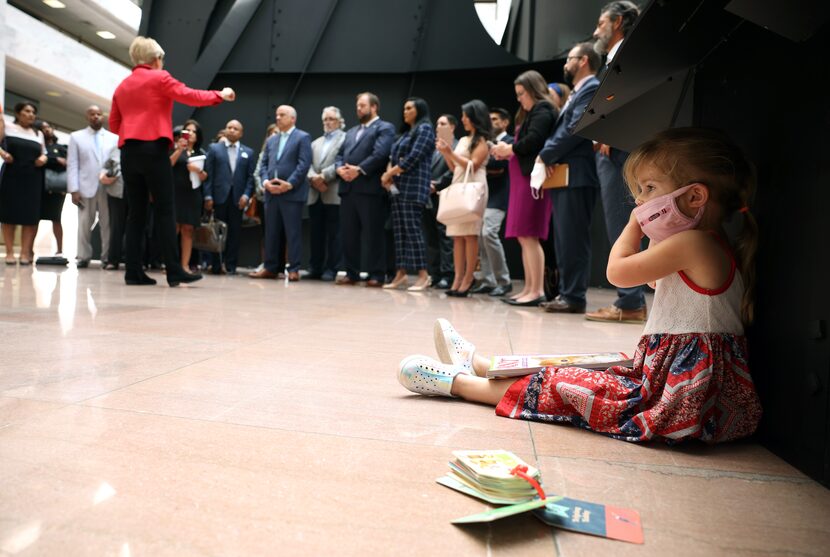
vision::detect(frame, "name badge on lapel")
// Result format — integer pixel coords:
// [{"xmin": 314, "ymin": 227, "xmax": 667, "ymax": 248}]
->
[{"xmin": 241, "ymin": 152, "xmax": 249, "ymax": 159}]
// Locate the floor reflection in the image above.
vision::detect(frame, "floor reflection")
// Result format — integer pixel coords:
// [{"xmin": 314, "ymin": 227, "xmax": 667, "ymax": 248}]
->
[{"xmin": 1, "ymin": 265, "xmax": 81, "ymax": 333}]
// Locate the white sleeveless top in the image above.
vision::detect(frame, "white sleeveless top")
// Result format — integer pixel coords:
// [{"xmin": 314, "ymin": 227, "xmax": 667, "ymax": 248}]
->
[{"xmin": 643, "ymin": 263, "xmax": 744, "ymax": 336}]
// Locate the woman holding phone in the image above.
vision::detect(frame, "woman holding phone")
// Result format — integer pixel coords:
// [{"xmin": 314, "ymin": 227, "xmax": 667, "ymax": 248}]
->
[
  {"xmin": 110, "ymin": 36, "xmax": 235, "ymax": 286},
  {"xmin": 435, "ymin": 99, "xmax": 493, "ymax": 297},
  {"xmin": 170, "ymin": 120, "xmax": 207, "ymax": 271}
]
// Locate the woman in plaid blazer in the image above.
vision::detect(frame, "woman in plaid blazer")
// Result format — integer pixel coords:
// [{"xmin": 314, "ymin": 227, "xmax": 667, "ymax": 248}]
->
[{"xmin": 381, "ymin": 97, "xmax": 436, "ymax": 291}]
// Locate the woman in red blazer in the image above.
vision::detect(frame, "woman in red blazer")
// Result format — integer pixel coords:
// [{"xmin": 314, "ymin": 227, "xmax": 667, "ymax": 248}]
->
[{"xmin": 111, "ymin": 36, "xmax": 235, "ymax": 286}]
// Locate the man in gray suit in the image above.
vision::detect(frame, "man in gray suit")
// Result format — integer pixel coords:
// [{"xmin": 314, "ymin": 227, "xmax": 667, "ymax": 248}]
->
[
  {"xmin": 66, "ymin": 105, "xmax": 118, "ymax": 267},
  {"xmin": 307, "ymin": 106, "xmax": 347, "ymax": 281}
]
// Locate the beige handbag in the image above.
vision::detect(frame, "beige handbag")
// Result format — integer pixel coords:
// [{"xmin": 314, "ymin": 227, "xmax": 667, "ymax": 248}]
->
[{"xmin": 436, "ymin": 161, "xmax": 487, "ymax": 225}]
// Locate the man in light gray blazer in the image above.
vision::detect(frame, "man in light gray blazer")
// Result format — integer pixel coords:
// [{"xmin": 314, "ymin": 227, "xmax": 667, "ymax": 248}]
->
[
  {"xmin": 306, "ymin": 106, "xmax": 347, "ymax": 281},
  {"xmin": 66, "ymin": 105, "xmax": 118, "ymax": 267}
]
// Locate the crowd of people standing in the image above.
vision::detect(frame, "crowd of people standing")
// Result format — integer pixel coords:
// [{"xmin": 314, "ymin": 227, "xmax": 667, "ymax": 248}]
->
[{"xmin": 0, "ymin": 2, "xmax": 649, "ymax": 324}]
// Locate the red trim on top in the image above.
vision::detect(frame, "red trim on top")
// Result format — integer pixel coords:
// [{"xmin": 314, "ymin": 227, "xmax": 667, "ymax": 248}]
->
[{"xmin": 678, "ymin": 233, "xmax": 736, "ymax": 296}]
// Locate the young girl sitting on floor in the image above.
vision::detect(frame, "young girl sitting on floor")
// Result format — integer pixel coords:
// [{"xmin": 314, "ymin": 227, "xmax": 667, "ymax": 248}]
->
[{"xmin": 398, "ymin": 127, "xmax": 763, "ymax": 443}]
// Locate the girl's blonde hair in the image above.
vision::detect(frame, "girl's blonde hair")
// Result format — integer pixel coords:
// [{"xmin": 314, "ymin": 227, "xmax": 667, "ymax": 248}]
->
[
  {"xmin": 624, "ymin": 127, "xmax": 758, "ymax": 325},
  {"xmin": 129, "ymin": 36, "xmax": 165, "ymax": 66}
]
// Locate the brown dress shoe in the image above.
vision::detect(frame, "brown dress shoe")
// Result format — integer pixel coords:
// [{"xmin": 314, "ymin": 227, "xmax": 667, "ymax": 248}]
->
[
  {"xmin": 540, "ymin": 296, "xmax": 586, "ymax": 313},
  {"xmin": 585, "ymin": 305, "xmax": 647, "ymax": 324},
  {"xmin": 248, "ymin": 269, "xmax": 278, "ymax": 279},
  {"xmin": 366, "ymin": 279, "xmax": 383, "ymax": 287},
  {"xmin": 335, "ymin": 276, "xmax": 357, "ymax": 285},
  {"xmin": 288, "ymin": 271, "xmax": 300, "ymax": 282}
]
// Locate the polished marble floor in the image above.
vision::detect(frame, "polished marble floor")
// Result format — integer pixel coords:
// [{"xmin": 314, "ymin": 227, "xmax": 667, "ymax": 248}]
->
[{"xmin": 1, "ymin": 255, "xmax": 829, "ymax": 556}]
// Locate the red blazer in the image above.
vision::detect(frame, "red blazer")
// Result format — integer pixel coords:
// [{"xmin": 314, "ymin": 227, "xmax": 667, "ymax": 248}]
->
[{"xmin": 110, "ymin": 65, "xmax": 223, "ymax": 148}]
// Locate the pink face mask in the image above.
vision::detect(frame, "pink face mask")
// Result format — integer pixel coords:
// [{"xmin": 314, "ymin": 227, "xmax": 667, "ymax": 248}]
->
[{"xmin": 632, "ymin": 184, "xmax": 704, "ymax": 244}]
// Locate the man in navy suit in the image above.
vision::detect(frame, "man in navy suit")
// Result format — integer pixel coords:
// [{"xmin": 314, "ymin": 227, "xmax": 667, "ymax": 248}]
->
[
  {"xmin": 249, "ymin": 105, "xmax": 312, "ymax": 281},
  {"xmin": 334, "ymin": 92, "xmax": 395, "ymax": 286},
  {"xmin": 587, "ymin": 1, "xmax": 647, "ymax": 323},
  {"xmin": 537, "ymin": 42, "xmax": 602, "ymax": 314},
  {"xmin": 203, "ymin": 119, "xmax": 256, "ymax": 274}
]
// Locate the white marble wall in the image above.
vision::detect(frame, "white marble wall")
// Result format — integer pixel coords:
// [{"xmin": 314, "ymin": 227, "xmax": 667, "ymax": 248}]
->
[{"xmin": 4, "ymin": 4, "xmax": 130, "ymax": 111}]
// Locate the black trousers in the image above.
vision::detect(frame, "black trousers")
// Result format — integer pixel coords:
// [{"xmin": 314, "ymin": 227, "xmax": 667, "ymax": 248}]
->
[
  {"xmin": 339, "ymin": 192, "xmax": 387, "ymax": 281},
  {"xmin": 106, "ymin": 194, "xmax": 128, "ymax": 265},
  {"xmin": 308, "ymin": 198, "xmax": 341, "ymax": 275},
  {"xmin": 422, "ymin": 198, "xmax": 454, "ymax": 281},
  {"xmin": 121, "ymin": 139, "xmax": 183, "ymax": 278},
  {"xmin": 211, "ymin": 198, "xmax": 243, "ymax": 272}
]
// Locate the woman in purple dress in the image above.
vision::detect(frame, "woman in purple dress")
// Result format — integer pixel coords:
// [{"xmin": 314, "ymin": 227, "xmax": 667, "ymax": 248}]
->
[{"xmin": 491, "ymin": 71, "xmax": 558, "ymax": 306}]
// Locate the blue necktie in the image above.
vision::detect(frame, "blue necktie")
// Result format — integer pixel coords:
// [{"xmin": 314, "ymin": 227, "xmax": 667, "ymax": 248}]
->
[{"xmin": 277, "ymin": 132, "xmax": 289, "ymax": 160}]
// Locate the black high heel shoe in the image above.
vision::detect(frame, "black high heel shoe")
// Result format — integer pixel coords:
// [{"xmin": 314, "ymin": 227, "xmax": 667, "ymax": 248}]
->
[{"xmin": 448, "ymin": 281, "xmax": 473, "ymax": 298}]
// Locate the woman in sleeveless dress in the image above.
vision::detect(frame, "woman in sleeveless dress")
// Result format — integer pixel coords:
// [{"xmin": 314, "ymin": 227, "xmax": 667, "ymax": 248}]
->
[{"xmin": 435, "ymin": 100, "xmax": 493, "ymax": 297}]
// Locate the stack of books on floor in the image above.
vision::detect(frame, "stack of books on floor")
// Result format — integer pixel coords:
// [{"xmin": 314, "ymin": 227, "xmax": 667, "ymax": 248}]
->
[
  {"xmin": 437, "ymin": 449, "xmax": 645, "ymax": 544},
  {"xmin": 444, "ymin": 449, "xmax": 541, "ymax": 504}
]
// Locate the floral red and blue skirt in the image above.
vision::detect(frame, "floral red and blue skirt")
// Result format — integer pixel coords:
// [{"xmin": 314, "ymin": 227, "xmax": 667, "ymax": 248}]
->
[{"xmin": 495, "ymin": 333, "xmax": 763, "ymax": 443}]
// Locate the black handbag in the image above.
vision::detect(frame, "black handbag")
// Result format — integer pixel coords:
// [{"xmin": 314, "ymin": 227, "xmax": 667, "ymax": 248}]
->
[
  {"xmin": 44, "ymin": 169, "xmax": 67, "ymax": 193},
  {"xmin": 193, "ymin": 214, "xmax": 227, "ymax": 254}
]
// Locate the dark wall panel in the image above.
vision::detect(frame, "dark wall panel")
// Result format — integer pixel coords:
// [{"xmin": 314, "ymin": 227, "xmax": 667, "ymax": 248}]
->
[{"xmin": 696, "ymin": 22, "xmax": 830, "ymax": 485}]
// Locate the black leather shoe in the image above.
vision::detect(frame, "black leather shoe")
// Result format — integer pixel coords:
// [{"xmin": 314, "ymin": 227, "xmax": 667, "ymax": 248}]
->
[
  {"xmin": 506, "ymin": 296, "xmax": 546, "ymax": 307},
  {"xmin": 167, "ymin": 271, "xmax": 203, "ymax": 287},
  {"xmin": 489, "ymin": 284, "xmax": 513, "ymax": 297},
  {"xmin": 125, "ymin": 274, "xmax": 157, "ymax": 285},
  {"xmin": 447, "ymin": 288, "xmax": 470, "ymax": 298},
  {"xmin": 540, "ymin": 296, "xmax": 586, "ymax": 313},
  {"xmin": 434, "ymin": 277, "xmax": 451, "ymax": 289},
  {"xmin": 470, "ymin": 283, "xmax": 494, "ymax": 294}
]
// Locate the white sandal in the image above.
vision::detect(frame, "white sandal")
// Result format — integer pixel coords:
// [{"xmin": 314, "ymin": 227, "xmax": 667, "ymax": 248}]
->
[
  {"xmin": 433, "ymin": 318, "xmax": 475, "ymax": 373},
  {"xmin": 398, "ymin": 354, "xmax": 468, "ymax": 397}
]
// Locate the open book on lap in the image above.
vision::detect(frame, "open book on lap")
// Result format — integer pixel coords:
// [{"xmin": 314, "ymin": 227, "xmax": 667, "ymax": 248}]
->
[{"xmin": 486, "ymin": 352, "xmax": 633, "ymax": 379}]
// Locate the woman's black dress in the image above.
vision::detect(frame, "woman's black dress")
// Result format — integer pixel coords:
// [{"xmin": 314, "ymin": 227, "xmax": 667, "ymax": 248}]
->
[
  {"xmin": 0, "ymin": 122, "xmax": 44, "ymax": 225},
  {"xmin": 172, "ymin": 148, "xmax": 205, "ymax": 226}
]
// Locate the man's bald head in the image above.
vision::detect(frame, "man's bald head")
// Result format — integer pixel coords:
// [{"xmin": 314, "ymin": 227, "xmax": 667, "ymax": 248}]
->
[
  {"xmin": 224, "ymin": 119, "xmax": 243, "ymax": 143},
  {"xmin": 275, "ymin": 105, "xmax": 297, "ymax": 132},
  {"xmin": 86, "ymin": 105, "xmax": 104, "ymax": 130}
]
